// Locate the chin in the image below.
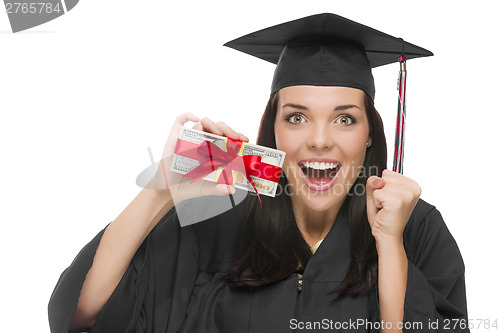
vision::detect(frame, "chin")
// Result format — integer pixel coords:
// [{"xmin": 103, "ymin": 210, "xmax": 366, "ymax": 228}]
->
[{"xmin": 294, "ymin": 187, "xmax": 346, "ymax": 212}]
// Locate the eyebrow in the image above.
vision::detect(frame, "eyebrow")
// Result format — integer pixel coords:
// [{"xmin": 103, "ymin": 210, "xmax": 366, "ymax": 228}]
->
[{"xmin": 282, "ymin": 103, "xmax": 361, "ymax": 112}]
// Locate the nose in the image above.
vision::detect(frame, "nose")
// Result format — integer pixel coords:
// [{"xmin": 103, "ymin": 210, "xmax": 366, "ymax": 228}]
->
[{"xmin": 306, "ymin": 124, "xmax": 334, "ymax": 150}]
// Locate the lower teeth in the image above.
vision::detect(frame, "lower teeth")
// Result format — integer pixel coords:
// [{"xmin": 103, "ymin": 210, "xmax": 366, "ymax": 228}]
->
[{"xmin": 304, "ymin": 167, "xmax": 337, "ymax": 183}]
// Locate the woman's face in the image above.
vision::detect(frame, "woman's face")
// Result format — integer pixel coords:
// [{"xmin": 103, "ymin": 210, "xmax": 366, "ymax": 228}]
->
[{"xmin": 274, "ymin": 85, "xmax": 371, "ymax": 212}]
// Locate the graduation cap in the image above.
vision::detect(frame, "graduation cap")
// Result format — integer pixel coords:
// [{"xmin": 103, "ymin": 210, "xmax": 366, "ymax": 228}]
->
[{"xmin": 224, "ymin": 13, "xmax": 433, "ymax": 174}]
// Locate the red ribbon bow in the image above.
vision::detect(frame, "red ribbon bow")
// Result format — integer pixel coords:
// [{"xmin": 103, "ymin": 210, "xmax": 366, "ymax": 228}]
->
[{"xmin": 175, "ymin": 138, "xmax": 264, "ymax": 206}]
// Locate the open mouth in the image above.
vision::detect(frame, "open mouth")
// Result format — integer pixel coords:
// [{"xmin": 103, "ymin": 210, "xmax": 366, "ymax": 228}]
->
[{"xmin": 298, "ymin": 161, "xmax": 341, "ymax": 189}]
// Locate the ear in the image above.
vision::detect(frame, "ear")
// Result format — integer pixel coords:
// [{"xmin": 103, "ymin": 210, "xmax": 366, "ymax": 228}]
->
[{"xmin": 367, "ymin": 136, "xmax": 372, "ymax": 148}]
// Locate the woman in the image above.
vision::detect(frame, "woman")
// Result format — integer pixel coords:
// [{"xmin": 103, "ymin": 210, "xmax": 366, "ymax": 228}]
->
[{"xmin": 48, "ymin": 13, "xmax": 469, "ymax": 333}]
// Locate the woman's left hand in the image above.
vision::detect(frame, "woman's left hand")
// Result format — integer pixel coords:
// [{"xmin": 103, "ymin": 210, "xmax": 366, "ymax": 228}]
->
[{"xmin": 366, "ymin": 169, "xmax": 422, "ymax": 241}]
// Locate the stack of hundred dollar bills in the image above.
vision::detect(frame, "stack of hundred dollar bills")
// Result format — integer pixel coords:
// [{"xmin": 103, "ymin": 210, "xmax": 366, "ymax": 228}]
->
[{"xmin": 171, "ymin": 127, "xmax": 285, "ymax": 197}]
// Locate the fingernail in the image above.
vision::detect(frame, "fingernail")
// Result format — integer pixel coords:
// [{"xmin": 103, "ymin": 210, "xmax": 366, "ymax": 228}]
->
[
  {"xmin": 373, "ymin": 179, "xmax": 382, "ymax": 187},
  {"xmin": 237, "ymin": 133, "xmax": 249, "ymax": 141}
]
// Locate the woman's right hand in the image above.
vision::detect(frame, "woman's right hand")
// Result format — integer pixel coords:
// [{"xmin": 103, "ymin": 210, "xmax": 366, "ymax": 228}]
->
[{"xmin": 149, "ymin": 112, "xmax": 249, "ymax": 203}]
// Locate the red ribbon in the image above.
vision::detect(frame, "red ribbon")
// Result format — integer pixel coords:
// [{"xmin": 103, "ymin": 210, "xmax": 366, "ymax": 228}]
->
[{"xmin": 174, "ymin": 138, "xmax": 281, "ymax": 206}]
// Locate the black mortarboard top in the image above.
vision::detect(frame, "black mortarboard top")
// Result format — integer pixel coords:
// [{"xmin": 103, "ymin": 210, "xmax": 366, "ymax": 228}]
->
[{"xmin": 223, "ymin": 12, "xmax": 433, "ymax": 100}]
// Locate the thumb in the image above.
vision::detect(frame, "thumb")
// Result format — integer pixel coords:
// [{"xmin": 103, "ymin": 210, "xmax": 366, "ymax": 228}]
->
[
  {"xmin": 366, "ymin": 176, "xmax": 384, "ymax": 202},
  {"xmin": 214, "ymin": 184, "xmax": 236, "ymax": 196},
  {"xmin": 197, "ymin": 181, "xmax": 236, "ymax": 197},
  {"xmin": 366, "ymin": 176, "xmax": 384, "ymax": 225}
]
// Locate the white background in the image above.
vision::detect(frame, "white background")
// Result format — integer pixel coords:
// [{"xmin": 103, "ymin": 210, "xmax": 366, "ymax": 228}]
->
[{"xmin": 1, "ymin": 0, "xmax": 499, "ymax": 331}]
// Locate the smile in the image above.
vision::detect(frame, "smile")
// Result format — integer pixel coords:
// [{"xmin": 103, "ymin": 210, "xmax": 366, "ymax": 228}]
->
[{"xmin": 298, "ymin": 159, "xmax": 342, "ymax": 192}]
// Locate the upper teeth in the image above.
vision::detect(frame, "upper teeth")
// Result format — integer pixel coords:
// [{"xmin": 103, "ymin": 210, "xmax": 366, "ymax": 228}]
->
[{"xmin": 303, "ymin": 161, "xmax": 339, "ymax": 170}]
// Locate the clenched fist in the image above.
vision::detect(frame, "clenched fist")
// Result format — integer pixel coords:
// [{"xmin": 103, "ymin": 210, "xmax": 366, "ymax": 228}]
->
[{"xmin": 366, "ymin": 169, "xmax": 422, "ymax": 241}]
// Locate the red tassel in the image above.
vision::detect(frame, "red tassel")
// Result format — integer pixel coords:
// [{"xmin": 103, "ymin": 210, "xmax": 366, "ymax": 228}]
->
[{"xmin": 392, "ymin": 55, "xmax": 406, "ymax": 174}]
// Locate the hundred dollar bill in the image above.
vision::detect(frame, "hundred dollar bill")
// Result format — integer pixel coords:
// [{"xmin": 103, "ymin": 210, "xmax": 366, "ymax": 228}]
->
[{"xmin": 171, "ymin": 127, "xmax": 285, "ymax": 197}]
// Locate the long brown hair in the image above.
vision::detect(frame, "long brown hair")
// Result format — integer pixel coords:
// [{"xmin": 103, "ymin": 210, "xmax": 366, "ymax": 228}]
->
[{"xmin": 223, "ymin": 91, "xmax": 387, "ymax": 300}]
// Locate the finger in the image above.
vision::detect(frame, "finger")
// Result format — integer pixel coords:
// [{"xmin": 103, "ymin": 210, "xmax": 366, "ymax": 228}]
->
[
  {"xmin": 192, "ymin": 122, "xmax": 203, "ymax": 131},
  {"xmin": 236, "ymin": 132, "xmax": 250, "ymax": 142},
  {"xmin": 214, "ymin": 121, "xmax": 243, "ymax": 141},
  {"xmin": 175, "ymin": 112, "xmax": 200, "ymax": 125},
  {"xmin": 380, "ymin": 169, "xmax": 422, "ymax": 197},
  {"xmin": 199, "ymin": 118, "xmax": 247, "ymax": 141},
  {"xmin": 163, "ymin": 114, "xmax": 199, "ymax": 160},
  {"xmin": 381, "ymin": 169, "xmax": 413, "ymax": 185},
  {"xmin": 371, "ymin": 188, "xmax": 386, "ymax": 209},
  {"xmin": 169, "ymin": 113, "xmax": 200, "ymax": 141},
  {"xmin": 199, "ymin": 118, "xmax": 224, "ymax": 135}
]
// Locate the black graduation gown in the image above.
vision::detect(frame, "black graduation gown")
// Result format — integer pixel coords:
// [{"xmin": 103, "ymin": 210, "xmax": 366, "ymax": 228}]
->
[{"xmin": 48, "ymin": 196, "xmax": 469, "ymax": 333}]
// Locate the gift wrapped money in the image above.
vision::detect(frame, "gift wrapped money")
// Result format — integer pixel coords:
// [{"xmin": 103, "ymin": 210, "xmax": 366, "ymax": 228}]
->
[{"xmin": 171, "ymin": 127, "xmax": 285, "ymax": 200}]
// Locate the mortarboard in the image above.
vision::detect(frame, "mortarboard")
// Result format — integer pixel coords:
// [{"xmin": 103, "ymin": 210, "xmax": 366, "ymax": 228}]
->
[{"xmin": 224, "ymin": 13, "xmax": 433, "ymax": 174}]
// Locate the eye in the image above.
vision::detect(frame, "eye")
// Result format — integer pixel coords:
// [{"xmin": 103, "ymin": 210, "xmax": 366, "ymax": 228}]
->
[
  {"xmin": 335, "ymin": 115, "xmax": 356, "ymax": 126},
  {"xmin": 285, "ymin": 113, "xmax": 306, "ymax": 125}
]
